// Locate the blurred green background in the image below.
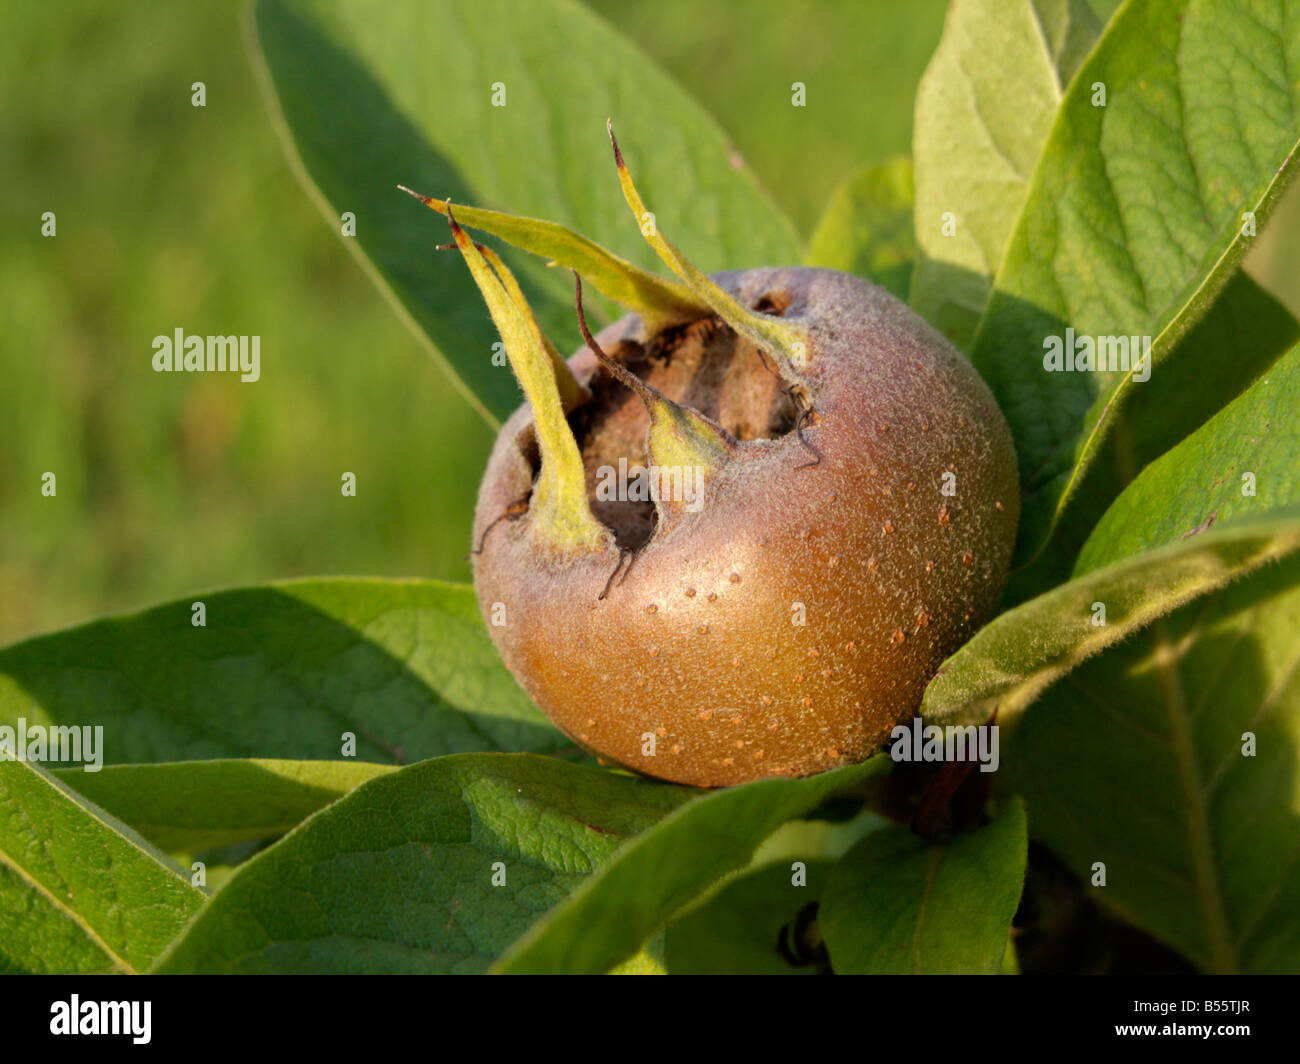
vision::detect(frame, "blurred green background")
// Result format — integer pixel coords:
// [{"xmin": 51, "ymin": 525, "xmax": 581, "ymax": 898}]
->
[{"xmin": 2, "ymin": 0, "xmax": 1295, "ymax": 645}]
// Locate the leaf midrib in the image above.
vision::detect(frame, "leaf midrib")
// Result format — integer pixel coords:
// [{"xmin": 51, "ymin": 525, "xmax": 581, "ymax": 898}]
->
[
  {"xmin": 1150, "ymin": 617, "xmax": 1237, "ymax": 973},
  {"xmin": 909, "ymin": 845, "xmax": 945, "ymax": 974},
  {"xmin": 0, "ymin": 845, "xmax": 132, "ymax": 973},
  {"xmin": 1026, "ymin": 2, "xmax": 1066, "ymax": 103}
]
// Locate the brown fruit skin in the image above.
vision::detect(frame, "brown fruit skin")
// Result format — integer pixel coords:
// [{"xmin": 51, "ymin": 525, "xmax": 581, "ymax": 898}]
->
[{"xmin": 473, "ymin": 267, "xmax": 1018, "ymax": 787}]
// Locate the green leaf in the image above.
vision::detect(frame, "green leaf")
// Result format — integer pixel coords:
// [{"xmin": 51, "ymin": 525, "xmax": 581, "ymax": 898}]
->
[
  {"xmin": 946, "ymin": 340, "xmax": 1300, "ymax": 971},
  {"xmin": 154, "ymin": 754, "xmax": 691, "ymax": 973},
  {"xmin": 0, "ymin": 760, "xmax": 204, "ymax": 974},
  {"xmin": 54, "ymin": 759, "xmax": 396, "ymax": 853},
  {"xmin": 933, "ymin": 108, "xmax": 1300, "ymax": 728},
  {"xmin": 1003, "ymin": 272, "xmax": 1299, "ymax": 602},
  {"xmin": 607, "ymin": 932, "xmax": 667, "ymax": 974},
  {"xmin": 910, "ymin": 0, "xmax": 1100, "ymax": 347},
  {"xmin": 1078, "ymin": 340, "xmax": 1300, "ymax": 573},
  {"xmin": 0, "ymin": 578, "xmax": 572, "ymax": 766},
  {"xmin": 249, "ymin": 0, "xmax": 802, "ymax": 425},
  {"xmin": 1002, "ymin": 555, "xmax": 1300, "ymax": 972},
  {"xmin": 494, "ymin": 757, "xmax": 890, "ymax": 974},
  {"xmin": 994, "ymin": 329, "xmax": 1300, "ymax": 972},
  {"xmin": 820, "ymin": 798, "xmax": 1027, "ymax": 974},
  {"xmin": 805, "ymin": 156, "xmax": 915, "ymax": 300},
  {"xmin": 922, "ymin": 512, "xmax": 1300, "ymax": 726},
  {"xmin": 664, "ymin": 858, "xmax": 834, "ymax": 975},
  {"xmin": 968, "ymin": 0, "xmax": 1300, "ymax": 564}
]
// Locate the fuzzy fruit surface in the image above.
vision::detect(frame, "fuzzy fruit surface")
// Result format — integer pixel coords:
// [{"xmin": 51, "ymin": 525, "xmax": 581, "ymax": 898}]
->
[{"xmin": 473, "ymin": 266, "xmax": 1018, "ymax": 787}]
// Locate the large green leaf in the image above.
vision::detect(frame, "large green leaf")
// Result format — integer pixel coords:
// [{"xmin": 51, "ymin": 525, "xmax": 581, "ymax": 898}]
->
[
  {"xmin": 1003, "ymin": 556, "xmax": 1300, "ymax": 972},
  {"xmin": 968, "ymin": 0, "xmax": 1300, "ymax": 564},
  {"xmin": 0, "ymin": 760, "xmax": 204, "ymax": 974},
  {"xmin": 805, "ymin": 157, "xmax": 915, "ymax": 300},
  {"xmin": 0, "ymin": 578, "xmax": 571, "ymax": 766},
  {"xmin": 1003, "ymin": 272, "xmax": 1298, "ymax": 601},
  {"xmin": 910, "ymin": 0, "xmax": 1292, "ymax": 596},
  {"xmin": 967, "ymin": 331, "xmax": 1300, "ymax": 971},
  {"xmin": 923, "ymin": 511, "xmax": 1300, "ymax": 725},
  {"xmin": 820, "ymin": 798, "xmax": 1026, "ymax": 974},
  {"xmin": 154, "ymin": 753, "xmax": 691, "ymax": 973},
  {"xmin": 248, "ymin": 0, "xmax": 802, "ymax": 425},
  {"xmin": 664, "ymin": 858, "xmax": 835, "ymax": 975},
  {"xmin": 494, "ymin": 757, "xmax": 889, "ymax": 974},
  {"xmin": 658, "ymin": 806, "xmax": 891, "ymax": 974},
  {"xmin": 1078, "ymin": 341, "xmax": 1300, "ymax": 572},
  {"xmin": 55, "ymin": 759, "xmax": 395, "ymax": 853},
  {"xmin": 910, "ymin": 0, "xmax": 1100, "ymax": 348}
]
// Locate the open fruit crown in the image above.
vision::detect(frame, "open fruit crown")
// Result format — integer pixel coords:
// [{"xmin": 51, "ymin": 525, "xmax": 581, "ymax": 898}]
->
[
  {"xmin": 400, "ymin": 121, "xmax": 815, "ymax": 557},
  {"xmin": 400, "ymin": 121, "xmax": 1019, "ymax": 788}
]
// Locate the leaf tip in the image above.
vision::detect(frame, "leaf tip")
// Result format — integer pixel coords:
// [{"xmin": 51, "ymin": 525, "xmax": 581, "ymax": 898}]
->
[
  {"xmin": 606, "ymin": 118, "xmax": 625, "ymax": 170},
  {"xmin": 397, "ymin": 183, "xmax": 433, "ymax": 205}
]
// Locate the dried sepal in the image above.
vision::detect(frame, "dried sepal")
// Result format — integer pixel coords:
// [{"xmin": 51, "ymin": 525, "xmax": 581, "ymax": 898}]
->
[
  {"xmin": 400, "ymin": 185, "xmax": 706, "ymax": 335},
  {"xmin": 606, "ymin": 120, "xmax": 810, "ymax": 372},
  {"xmin": 448, "ymin": 209, "xmax": 607, "ymax": 555}
]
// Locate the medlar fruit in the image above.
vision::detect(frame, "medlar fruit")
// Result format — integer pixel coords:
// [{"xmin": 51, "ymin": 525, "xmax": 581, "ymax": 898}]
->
[{"xmin": 404, "ymin": 123, "xmax": 1018, "ymax": 787}]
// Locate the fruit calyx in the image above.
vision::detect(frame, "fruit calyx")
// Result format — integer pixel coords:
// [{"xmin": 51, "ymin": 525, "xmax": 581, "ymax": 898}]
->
[
  {"xmin": 403, "ymin": 122, "xmax": 818, "ymax": 562},
  {"xmin": 605, "ymin": 120, "xmax": 809, "ymax": 375},
  {"xmin": 571, "ymin": 269, "xmax": 735, "ymax": 529}
]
